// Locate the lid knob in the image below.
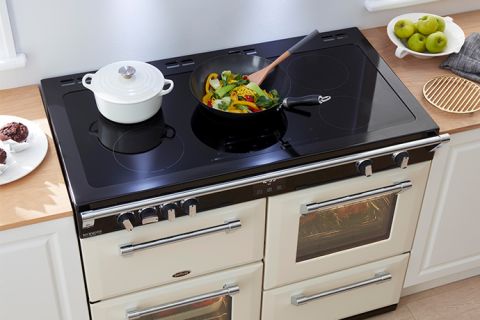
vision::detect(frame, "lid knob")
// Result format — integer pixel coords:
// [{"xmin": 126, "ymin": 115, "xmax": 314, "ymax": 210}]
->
[{"xmin": 118, "ymin": 65, "xmax": 136, "ymax": 79}]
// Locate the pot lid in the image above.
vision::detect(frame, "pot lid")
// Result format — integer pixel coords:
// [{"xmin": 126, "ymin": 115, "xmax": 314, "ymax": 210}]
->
[{"xmin": 88, "ymin": 60, "xmax": 165, "ymax": 104}]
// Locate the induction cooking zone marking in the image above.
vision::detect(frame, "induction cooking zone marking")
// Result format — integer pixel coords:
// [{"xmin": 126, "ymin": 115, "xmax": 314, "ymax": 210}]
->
[
  {"xmin": 111, "ymin": 124, "xmax": 175, "ymax": 154},
  {"xmin": 287, "ymin": 53, "xmax": 350, "ymax": 91},
  {"xmin": 113, "ymin": 133, "xmax": 185, "ymax": 173},
  {"xmin": 318, "ymin": 96, "xmax": 373, "ymax": 131},
  {"xmin": 318, "ymin": 95, "xmax": 415, "ymax": 132}
]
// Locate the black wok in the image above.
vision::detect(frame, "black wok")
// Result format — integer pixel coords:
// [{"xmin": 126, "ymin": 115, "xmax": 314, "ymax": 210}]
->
[
  {"xmin": 191, "ymin": 106, "xmax": 288, "ymax": 153},
  {"xmin": 190, "ymin": 54, "xmax": 331, "ymax": 120}
]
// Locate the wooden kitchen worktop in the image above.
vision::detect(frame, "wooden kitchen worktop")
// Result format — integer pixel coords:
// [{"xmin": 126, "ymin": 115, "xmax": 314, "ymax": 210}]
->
[
  {"xmin": 0, "ymin": 10, "xmax": 478, "ymax": 231},
  {"xmin": 362, "ymin": 10, "xmax": 480, "ymax": 134},
  {"xmin": 0, "ymin": 85, "xmax": 73, "ymax": 231}
]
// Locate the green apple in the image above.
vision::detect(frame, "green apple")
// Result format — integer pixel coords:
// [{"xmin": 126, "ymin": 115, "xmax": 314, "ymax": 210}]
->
[
  {"xmin": 407, "ymin": 33, "xmax": 427, "ymax": 52},
  {"xmin": 394, "ymin": 19, "xmax": 416, "ymax": 39},
  {"xmin": 417, "ymin": 15, "xmax": 439, "ymax": 35},
  {"xmin": 426, "ymin": 31, "xmax": 448, "ymax": 53},
  {"xmin": 435, "ymin": 16, "xmax": 446, "ymax": 32}
]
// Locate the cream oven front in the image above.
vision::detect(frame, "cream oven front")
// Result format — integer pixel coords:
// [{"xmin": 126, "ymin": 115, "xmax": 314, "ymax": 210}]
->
[{"xmin": 264, "ymin": 162, "xmax": 430, "ymax": 290}]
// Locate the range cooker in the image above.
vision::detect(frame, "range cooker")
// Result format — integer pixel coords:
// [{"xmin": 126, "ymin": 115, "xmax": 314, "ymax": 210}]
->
[{"xmin": 41, "ymin": 27, "xmax": 449, "ymax": 320}]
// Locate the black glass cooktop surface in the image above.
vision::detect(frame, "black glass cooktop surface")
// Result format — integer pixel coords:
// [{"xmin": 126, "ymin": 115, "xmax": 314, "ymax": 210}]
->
[{"xmin": 41, "ymin": 27, "xmax": 438, "ymax": 211}]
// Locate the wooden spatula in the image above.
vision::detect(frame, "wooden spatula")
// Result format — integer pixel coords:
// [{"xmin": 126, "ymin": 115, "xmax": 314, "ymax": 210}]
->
[{"xmin": 247, "ymin": 30, "xmax": 319, "ymax": 85}]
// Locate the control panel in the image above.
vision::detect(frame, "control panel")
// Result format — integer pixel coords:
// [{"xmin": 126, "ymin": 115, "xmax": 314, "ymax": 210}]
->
[{"xmin": 115, "ymin": 199, "xmax": 199, "ymax": 231}]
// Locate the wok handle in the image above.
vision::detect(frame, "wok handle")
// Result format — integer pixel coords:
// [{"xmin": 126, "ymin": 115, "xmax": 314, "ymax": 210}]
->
[
  {"xmin": 288, "ymin": 30, "xmax": 319, "ymax": 54},
  {"xmin": 282, "ymin": 95, "xmax": 331, "ymax": 108}
]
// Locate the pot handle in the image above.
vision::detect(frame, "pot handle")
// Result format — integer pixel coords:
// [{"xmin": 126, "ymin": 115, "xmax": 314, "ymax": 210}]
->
[
  {"xmin": 82, "ymin": 73, "xmax": 95, "ymax": 90},
  {"xmin": 160, "ymin": 79, "xmax": 174, "ymax": 96},
  {"xmin": 88, "ymin": 121, "xmax": 99, "ymax": 135},
  {"xmin": 164, "ymin": 125, "xmax": 176, "ymax": 139},
  {"xmin": 282, "ymin": 95, "xmax": 331, "ymax": 108}
]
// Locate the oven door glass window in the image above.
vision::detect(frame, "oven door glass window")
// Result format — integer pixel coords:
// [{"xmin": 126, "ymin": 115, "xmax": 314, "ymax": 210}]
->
[
  {"xmin": 296, "ymin": 192, "xmax": 397, "ymax": 262},
  {"xmin": 141, "ymin": 296, "xmax": 232, "ymax": 320}
]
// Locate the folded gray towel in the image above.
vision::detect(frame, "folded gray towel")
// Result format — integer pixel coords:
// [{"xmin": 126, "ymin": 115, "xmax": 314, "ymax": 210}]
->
[{"xmin": 440, "ymin": 32, "xmax": 480, "ymax": 83}]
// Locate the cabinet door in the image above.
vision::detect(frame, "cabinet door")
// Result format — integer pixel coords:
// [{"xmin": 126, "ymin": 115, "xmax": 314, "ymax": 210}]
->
[
  {"xmin": 0, "ymin": 217, "xmax": 89, "ymax": 320},
  {"xmin": 405, "ymin": 129, "xmax": 480, "ymax": 288}
]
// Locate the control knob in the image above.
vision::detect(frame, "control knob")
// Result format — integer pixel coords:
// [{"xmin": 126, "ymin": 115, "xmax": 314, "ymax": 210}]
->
[
  {"xmin": 139, "ymin": 207, "xmax": 159, "ymax": 225},
  {"xmin": 393, "ymin": 151, "xmax": 409, "ymax": 169},
  {"xmin": 181, "ymin": 198, "xmax": 199, "ymax": 217},
  {"xmin": 117, "ymin": 212, "xmax": 135, "ymax": 231},
  {"xmin": 356, "ymin": 159, "xmax": 373, "ymax": 177},
  {"xmin": 160, "ymin": 203, "xmax": 178, "ymax": 222}
]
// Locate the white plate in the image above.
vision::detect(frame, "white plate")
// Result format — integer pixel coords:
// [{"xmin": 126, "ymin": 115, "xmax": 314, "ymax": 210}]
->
[
  {"xmin": 387, "ymin": 13, "xmax": 465, "ymax": 59},
  {"xmin": 0, "ymin": 115, "xmax": 48, "ymax": 185}
]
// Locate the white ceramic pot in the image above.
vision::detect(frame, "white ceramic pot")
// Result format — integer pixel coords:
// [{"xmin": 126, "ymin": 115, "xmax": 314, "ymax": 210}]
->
[{"xmin": 82, "ymin": 60, "xmax": 174, "ymax": 124}]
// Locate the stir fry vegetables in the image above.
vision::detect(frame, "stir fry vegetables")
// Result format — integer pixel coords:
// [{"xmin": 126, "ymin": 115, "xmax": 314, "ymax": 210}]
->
[{"xmin": 202, "ymin": 70, "xmax": 280, "ymax": 113}]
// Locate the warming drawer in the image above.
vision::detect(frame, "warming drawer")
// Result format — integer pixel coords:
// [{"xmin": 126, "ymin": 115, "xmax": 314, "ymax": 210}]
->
[
  {"xmin": 262, "ymin": 253, "xmax": 409, "ymax": 320},
  {"xmin": 81, "ymin": 199, "xmax": 266, "ymax": 301}
]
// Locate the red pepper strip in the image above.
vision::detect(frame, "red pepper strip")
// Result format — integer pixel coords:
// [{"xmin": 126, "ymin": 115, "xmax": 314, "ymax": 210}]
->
[{"xmin": 244, "ymin": 95, "xmax": 254, "ymax": 102}]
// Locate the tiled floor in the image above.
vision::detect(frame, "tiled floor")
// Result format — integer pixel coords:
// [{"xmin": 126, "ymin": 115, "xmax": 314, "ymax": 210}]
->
[{"xmin": 370, "ymin": 276, "xmax": 480, "ymax": 319}]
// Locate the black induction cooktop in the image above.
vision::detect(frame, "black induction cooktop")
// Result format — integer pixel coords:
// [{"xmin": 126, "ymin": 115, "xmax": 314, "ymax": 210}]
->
[{"xmin": 41, "ymin": 27, "xmax": 438, "ymax": 212}]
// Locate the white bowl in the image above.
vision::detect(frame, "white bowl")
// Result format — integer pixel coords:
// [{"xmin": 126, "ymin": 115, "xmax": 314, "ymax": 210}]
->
[{"xmin": 387, "ymin": 13, "xmax": 465, "ymax": 59}]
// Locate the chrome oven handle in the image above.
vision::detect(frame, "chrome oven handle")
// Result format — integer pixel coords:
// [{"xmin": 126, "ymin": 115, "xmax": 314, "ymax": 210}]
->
[
  {"xmin": 120, "ymin": 219, "xmax": 241, "ymax": 255},
  {"xmin": 291, "ymin": 272, "xmax": 392, "ymax": 306},
  {"xmin": 300, "ymin": 181, "xmax": 412, "ymax": 215},
  {"xmin": 127, "ymin": 284, "xmax": 240, "ymax": 320}
]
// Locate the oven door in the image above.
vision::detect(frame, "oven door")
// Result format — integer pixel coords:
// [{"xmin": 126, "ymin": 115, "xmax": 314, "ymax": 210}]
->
[
  {"xmin": 81, "ymin": 199, "xmax": 265, "ymax": 301},
  {"xmin": 90, "ymin": 262, "xmax": 262, "ymax": 320},
  {"xmin": 264, "ymin": 162, "xmax": 430, "ymax": 289}
]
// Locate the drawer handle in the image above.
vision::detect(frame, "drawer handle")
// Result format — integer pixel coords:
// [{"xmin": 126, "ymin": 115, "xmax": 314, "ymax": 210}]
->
[
  {"xmin": 300, "ymin": 181, "xmax": 412, "ymax": 215},
  {"xmin": 291, "ymin": 272, "xmax": 392, "ymax": 306},
  {"xmin": 126, "ymin": 284, "xmax": 240, "ymax": 319},
  {"xmin": 120, "ymin": 219, "xmax": 241, "ymax": 255}
]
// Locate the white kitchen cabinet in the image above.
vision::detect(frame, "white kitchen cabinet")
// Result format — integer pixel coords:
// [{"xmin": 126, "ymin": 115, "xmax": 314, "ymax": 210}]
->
[
  {"xmin": 405, "ymin": 129, "xmax": 480, "ymax": 290},
  {"xmin": 0, "ymin": 217, "xmax": 89, "ymax": 320}
]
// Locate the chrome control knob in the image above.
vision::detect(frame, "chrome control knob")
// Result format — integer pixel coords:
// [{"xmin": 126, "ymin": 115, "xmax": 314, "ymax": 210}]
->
[
  {"xmin": 181, "ymin": 198, "xmax": 199, "ymax": 217},
  {"xmin": 356, "ymin": 159, "xmax": 373, "ymax": 177},
  {"xmin": 393, "ymin": 151, "xmax": 409, "ymax": 169},
  {"xmin": 117, "ymin": 212, "xmax": 135, "ymax": 231},
  {"xmin": 160, "ymin": 203, "xmax": 177, "ymax": 222},
  {"xmin": 139, "ymin": 207, "xmax": 159, "ymax": 225}
]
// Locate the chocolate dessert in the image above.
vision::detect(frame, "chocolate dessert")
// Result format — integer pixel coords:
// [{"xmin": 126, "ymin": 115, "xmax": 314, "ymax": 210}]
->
[
  {"xmin": 0, "ymin": 147, "xmax": 6, "ymax": 165},
  {"xmin": 0, "ymin": 122, "xmax": 29, "ymax": 142}
]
